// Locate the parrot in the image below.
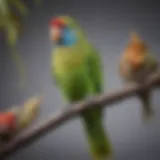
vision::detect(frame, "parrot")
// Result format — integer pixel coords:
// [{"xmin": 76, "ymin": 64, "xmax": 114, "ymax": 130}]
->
[
  {"xmin": 49, "ymin": 15, "xmax": 112, "ymax": 160},
  {"xmin": 119, "ymin": 31, "xmax": 159, "ymax": 122},
  {"xmin": 0, "ymin": 96, "xmax": 42, "ymax": 144}
]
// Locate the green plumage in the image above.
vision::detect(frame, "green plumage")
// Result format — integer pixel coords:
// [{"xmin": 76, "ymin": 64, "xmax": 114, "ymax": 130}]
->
[{"xmin": 51, "ymin": 16, "xmax": 112, "ymax": 160}]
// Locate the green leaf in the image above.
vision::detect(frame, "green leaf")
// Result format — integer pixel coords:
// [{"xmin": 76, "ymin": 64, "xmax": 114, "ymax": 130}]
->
[
  {"xmin": 0, "ymin": 0, "xmax": 10, "ymax": 15},
  {"xmin": 5, "ymin": 23, "xmax": 26, "ymax": 88},
  {"xmin": 9, "ymin": 12, "xmax": 23, "ymax": 35},
  {"xmin": 9, "ymin": 0, "xmax": 28, "ymax": 16},
  {"xmin": 0, "ymin": 0, "xmax": 43, "ymax": 89},
  {"xmin": 0, "ymin": 15, "xmax": 5, "ymax": 29},
  {"xmin": 6, "ymin": 23, "xmax": 18, "ymax": 46},
  {"xmin": 0, "ymin": 0, "xmax": 10, "ymax": 29}
]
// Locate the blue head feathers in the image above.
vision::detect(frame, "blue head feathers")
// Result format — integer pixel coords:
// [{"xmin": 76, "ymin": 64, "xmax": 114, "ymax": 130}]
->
[{"xmin": 59, "ymin": 27, "xmax": 77, "ymax": 46}]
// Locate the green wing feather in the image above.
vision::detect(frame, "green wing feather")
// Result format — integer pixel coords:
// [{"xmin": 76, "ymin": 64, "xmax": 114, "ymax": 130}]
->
[
  {"xmin": 87, "ymin": 46, "xmax": 103, "ymax": 93},
  {"xmin": 82, "ymin": 45, "xmax": 112, "ymax": 160}
]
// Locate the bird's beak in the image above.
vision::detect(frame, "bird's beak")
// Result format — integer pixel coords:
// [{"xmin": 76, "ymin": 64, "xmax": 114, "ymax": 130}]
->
[{"xmin": 50, "ymin": 26, "xmax": 61, "ymax": 42}]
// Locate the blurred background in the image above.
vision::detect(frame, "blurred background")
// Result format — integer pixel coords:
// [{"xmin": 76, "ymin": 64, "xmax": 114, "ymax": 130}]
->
[{"xmin": 0, "ymin": 0, "xmax": 160, "ymax": 160}]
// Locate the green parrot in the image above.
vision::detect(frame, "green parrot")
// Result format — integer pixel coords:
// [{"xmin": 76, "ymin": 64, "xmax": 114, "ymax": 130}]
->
[
  {"xmin": 119, "ymin": 31, "xmax": 159, "ymax": 122},
  {"xmin": 49, "ymin": 16, "xmax": 112, "ymax": 160}
]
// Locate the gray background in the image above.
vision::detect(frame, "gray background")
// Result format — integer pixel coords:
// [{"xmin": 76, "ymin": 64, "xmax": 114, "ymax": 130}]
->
[{"xmin": 0, "ymin": 0, "xmax": 160, "ymax": 159}]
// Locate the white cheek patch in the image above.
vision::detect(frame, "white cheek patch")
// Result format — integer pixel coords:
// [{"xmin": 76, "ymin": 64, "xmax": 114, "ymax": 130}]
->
[{"xmin": 51, "ymin": 27, "xmax": 61, "ymax": 37}]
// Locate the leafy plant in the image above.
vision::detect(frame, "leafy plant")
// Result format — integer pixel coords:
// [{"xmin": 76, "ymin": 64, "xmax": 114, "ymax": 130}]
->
[{"xmin": 0, "ymin": 0, "xmax": 42, "ymax": 88}]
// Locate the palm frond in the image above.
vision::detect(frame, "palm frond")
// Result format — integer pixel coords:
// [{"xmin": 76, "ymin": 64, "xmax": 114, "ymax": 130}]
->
[
  {"xmin": 9, "ymin": 0, "xmax": 28, "ymax": 16},
  {"xmin": 0, "ymin": 0, "xmax": 42, "ymax": 88}
]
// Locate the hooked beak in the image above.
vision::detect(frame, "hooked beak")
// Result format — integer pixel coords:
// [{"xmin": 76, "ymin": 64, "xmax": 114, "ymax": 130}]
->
[{"xmin": 50, "ymin": 26, "xmax": 61, "ymax": 42}]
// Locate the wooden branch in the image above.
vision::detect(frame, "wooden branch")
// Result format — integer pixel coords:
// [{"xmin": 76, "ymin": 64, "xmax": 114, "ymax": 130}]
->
[{"xmin": 0, "ymin": 72, "xmax": 160, "ymax": 159}]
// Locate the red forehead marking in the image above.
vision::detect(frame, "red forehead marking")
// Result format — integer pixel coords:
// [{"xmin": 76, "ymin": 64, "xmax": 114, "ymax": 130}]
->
[{"xmin": 49, "ymin": 18, "xmax": 65, "ymax": 28}]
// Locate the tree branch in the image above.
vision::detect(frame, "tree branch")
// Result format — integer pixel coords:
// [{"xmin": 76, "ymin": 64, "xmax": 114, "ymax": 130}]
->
[{"xmin": 0, "ymin": 72, "xmax": 160, "ymax": 159}]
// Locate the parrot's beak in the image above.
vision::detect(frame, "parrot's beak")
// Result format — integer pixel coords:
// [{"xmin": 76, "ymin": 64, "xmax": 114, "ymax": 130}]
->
[{"xmin": 50, "ymin": 26, "xmax": 61, "ymax": 42}]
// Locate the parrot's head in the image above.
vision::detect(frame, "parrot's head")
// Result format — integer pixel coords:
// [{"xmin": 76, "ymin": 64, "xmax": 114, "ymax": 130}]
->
[
  {"xmin": 49, "ymin": 16, "xmax": 80, "ymax": 46},
  {"xmin": 124, "ymin": 31, "xmax": 147, "ymax": 71}
]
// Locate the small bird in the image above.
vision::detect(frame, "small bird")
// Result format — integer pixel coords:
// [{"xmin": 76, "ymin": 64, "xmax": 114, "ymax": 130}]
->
[
  {"xmin": 0, "ymin": 112, "xmax": 17, "ymax": 142},
  {"xmin": 14, "ymin": 96, "xmax": 43, "ymax": 130},
  {"xmin": 119, "ymin": 31, "xmax": 159, "ymax": 122},
  {"xmin": 49, "ymin": 16, "xmax": 113, "ymax": 160},
  {"xmin": 0, "ymin": 96, "xmax": 42, "ymax": 143}
]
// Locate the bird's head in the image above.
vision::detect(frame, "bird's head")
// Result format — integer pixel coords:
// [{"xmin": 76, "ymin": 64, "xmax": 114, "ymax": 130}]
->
[
  {"xmin": 0, "ymin": 112, "xmax": 16, "ymax": 135},
  {"xmin": 49, "ymin": 16, "xmax": 79, "ymax": 46},
  {"xmin": 124, "ymin": 31, "xmax": 147, "ymax": 71}
]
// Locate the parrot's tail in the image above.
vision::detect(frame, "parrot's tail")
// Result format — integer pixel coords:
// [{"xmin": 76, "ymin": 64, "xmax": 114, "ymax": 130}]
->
[
  {"xmin": 139, "ymin": 91, "xmax": 155, "ymax": 122},
  {"xmin": 82, "ymin": 108, "xmax": 113, "ymax": 160}
]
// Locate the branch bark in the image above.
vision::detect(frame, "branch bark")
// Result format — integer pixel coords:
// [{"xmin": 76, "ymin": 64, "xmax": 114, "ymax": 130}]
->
[{"xmin": 0, "ymin": 72, "xmax": 160, "ymax": 159}]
